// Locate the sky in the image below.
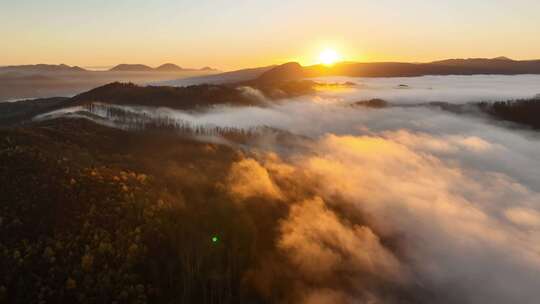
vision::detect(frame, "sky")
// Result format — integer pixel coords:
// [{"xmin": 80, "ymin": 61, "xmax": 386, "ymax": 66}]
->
[{"xmin": 1, "ymin": 0, "xmax": 540, "ymax": 70}]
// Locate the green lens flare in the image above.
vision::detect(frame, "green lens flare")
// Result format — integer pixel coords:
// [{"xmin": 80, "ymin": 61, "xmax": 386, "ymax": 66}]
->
[{"xmin": 212, "ymin": 236, "xmax": 219, "ymax": 243}]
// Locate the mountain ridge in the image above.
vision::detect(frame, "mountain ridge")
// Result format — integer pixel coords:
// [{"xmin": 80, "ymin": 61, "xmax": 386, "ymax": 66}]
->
[
  {"xmin": 0, "ymin": 64, "xmax": 87, "ymax": 73},
  {"xmin": 0, "ymin": 63, "xmax": 217, "ymax": 74},
  {"xmin": 259, "ymin": 57, "xmax": 540, "ymax": 81},
  {"xmin": 109, "ymin": 63, "xmax": 217, "ymax": 72},
  {"xmin": 162, "ymin": 57, "xmax": 540, "ymax": 87}
]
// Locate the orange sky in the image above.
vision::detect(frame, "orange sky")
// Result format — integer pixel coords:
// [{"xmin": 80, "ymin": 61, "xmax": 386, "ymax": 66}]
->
[{"xmin": 1, "ymin": 0, "xmax": 539, "ymax": 70}]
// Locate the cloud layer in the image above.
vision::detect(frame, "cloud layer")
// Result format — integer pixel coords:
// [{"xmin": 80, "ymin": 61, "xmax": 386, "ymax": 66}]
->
[{"xmin": 36, "ymin": 75, "xmax": 540, "ymax": 303}]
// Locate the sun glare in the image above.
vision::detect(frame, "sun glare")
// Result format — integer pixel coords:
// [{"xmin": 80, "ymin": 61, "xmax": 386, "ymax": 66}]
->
[{"xmin": 319, "ymin": 49, "xmax": 340, "ymax": 65}]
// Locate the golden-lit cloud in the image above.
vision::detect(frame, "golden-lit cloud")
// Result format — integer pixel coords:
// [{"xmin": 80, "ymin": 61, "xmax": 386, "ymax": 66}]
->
[
  {"xmin": 226, "ymin": 158, "xmax": 284, "ymax": 202},
  {"xmin": 224, "ymin": 127, "xmax": 540, "ymax": 303},
  {"xmin": 505, "ymin": 207, "xmax": 540, "ymax": 228},
  {"xmin": 299, "ymin": 288, "xmax": 350, "ymax": 304},
  {"xmin": 278, "ymin": 196, "xmax": 404, "ymax": 280}
]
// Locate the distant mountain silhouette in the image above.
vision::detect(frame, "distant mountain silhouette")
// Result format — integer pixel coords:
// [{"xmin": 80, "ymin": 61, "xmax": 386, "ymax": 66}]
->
[
  {"xmin": 158, "ymin": 65, "xmax": 276, "ymax": 86},
  {"xmin": 3, "ymin": 57, "xmax": 540, "ymax": 102},
  {"xmin": 0, "ymin": 63, "xmax": 217, "ymax": 102},
  {"xmin": 109, "ymin": 64, "xmax": 155, "ymax": 72},
  {"xmin": 165, "ymin": 57, "xmax": 540, "ymax": 87},
  {"xmin": 200, "ymin": 66, "xmax": 217, "ymax": 72},
  {"xmin": 303, "ymin": 58, "xmax": 540, "ymax": 78},
  {"xmin": 493, "ymin": 56, "xmax": 514, "ymax": 61},
  {"xmin": 260, "ymin": 58, "xmax": 540, "ymax": 80},
  {"xmin": 155, "ymin": 63, "xmax": 184, "ymax": 72},
  {"xmin": 428, "ymin": 57, "xmax": 522, "ymax": 69},
  {"xmin": 254, "ymin": 62, "xmax": 305, "ymax": 84},
  {"xmin": 0, "ymin": 64, "xmax": 87, "ymax": 73},
  {"xmin": 0, "ymin": 63, "xmax": 218, "ymax": 74},
  {"xmin": 109, "ymin": 63, "xmax": 217, "ymax": 73},
  {"xmin": 431, "ymin": 57, "xmax": 514, "ymax": 65}
]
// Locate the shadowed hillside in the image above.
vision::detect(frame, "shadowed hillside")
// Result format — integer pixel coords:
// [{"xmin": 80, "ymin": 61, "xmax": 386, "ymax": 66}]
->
[
  {"xmin": 71, "ymin": 83, "xmax": 257, "ymax": 109},
  {"xmin": 0, "ymin": 119, "xmax": 265, "ymax": 304},
  {"xmin": 0, "ymin": 78, "xmax": 321, "ymax": 127},
  {"xmin": 0, "ymin": 97, "xmax": 71, "ymax": 127}
]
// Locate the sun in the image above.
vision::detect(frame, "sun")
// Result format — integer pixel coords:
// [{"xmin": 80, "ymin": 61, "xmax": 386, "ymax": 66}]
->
[{"xmin": 319, "ymin": 49, "xmax": 341, "ymax": 65}]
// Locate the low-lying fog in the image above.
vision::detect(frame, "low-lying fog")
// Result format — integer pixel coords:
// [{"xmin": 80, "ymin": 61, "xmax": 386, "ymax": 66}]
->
[
  {"xmin": 37, "ymin": 75, "xmax": 540, "ymax": 303},
  {"xmin": 0, "ymin": 70, "xmax": 213, "ymax": 102},
  {"xmin": 311, "ymin": 74, "xmax": 540, "ymax": 104}
]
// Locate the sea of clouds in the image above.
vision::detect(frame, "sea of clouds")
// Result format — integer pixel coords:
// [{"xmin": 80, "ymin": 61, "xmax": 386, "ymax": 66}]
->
[
  {"xmin": 312, "ymin": 74, "xmax": 540, "ymax": 104},
  {"xmin": 37, "ymin": 75, "xmax": 540, "ymax": 303}
]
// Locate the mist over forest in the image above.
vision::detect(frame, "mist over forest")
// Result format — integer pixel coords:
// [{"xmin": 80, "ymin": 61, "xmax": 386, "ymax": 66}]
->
[{"xmin": 2, "ymin": 68, "xmax": 540, "ymax": 304}]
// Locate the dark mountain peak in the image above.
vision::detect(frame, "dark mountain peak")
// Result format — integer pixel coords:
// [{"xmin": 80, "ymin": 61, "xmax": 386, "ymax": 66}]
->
[
  {"xmin": 493, "ymin": 56, "xmax": 513, "ymax": 61},
  {"xmin": 155, "ymin": 63, "xmax": 184, "ymax": 72},
  {"xmin": 70, "ymin": 65, "xmax": 87, "ymax": 72},
  {"xmin": 200, "ymin": 66, "xmax": 217, "ymax": 71},
  {"xmin": 109, "ymin": 64, "xmax": 154, "ymax": 72},
  {"xmin": 255, "ymin": 62, "xmax": 305, "ymax": 84},
  {"xmin": 278, "ymin": 62, "xmax": 303, "ymax": 69}
]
